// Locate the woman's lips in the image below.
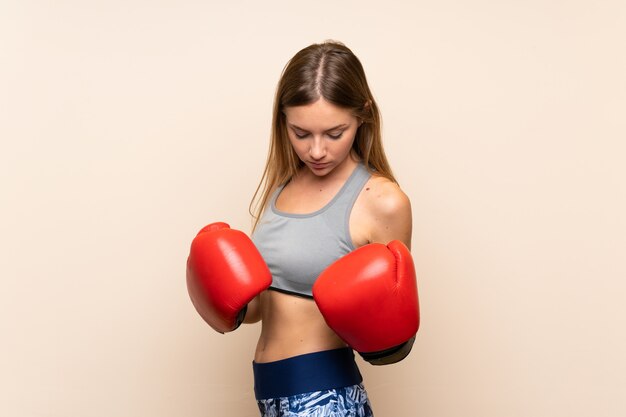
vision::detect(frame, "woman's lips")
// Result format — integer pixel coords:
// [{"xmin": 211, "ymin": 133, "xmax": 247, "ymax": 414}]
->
[{"xmin": 310, "ymin": 162, "xmax": 330, "ymax": 170}]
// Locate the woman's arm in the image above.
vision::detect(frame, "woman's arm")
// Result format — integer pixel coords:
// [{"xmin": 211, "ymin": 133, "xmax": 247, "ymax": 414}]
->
[
  {"xmin": 314, "ymin": 177, "xmax": 418, "ymax": 365},
  {"xmin": 243, "ymin": 294, "xmax": 262, "ymax": 324},
  {"xmin": 364, "ymin": 177, "xmax": 413, "ymax": 250}
]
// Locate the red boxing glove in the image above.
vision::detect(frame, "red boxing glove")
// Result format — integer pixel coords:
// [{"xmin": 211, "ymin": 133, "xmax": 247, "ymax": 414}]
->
[
  {"xmin": 186, "ymin": 222, "xmax": 271, "ymax": 333},
  {"xmin": 313, "ymin": 240, "xmax": 420, "ymax": 365}
]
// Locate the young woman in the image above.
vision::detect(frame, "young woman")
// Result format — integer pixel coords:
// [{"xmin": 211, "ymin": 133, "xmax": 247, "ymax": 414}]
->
[{"xmin": 187, "ymin": 41, "xmax": 419, "ymax": 417}]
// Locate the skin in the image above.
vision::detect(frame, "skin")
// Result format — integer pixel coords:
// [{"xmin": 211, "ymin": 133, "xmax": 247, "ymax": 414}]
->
[{"xmin": 245, "ymin": 98, "xmax": 412, "ymax": 363}]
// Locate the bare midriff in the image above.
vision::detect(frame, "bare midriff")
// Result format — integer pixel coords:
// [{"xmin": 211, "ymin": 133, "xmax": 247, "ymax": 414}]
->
[{"xmin": 253, "ymin": 289, "xmax": 347, "ymax": 363}]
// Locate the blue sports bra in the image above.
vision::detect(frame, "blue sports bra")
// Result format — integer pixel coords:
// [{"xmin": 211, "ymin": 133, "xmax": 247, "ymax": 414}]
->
[{"xmin": 251, "ymin": 163, "xmax": 372, "ymax": 298}]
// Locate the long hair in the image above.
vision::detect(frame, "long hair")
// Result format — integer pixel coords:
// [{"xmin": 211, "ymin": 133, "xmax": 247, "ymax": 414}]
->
[{"xmin": 250, "ymin": 40, "xmax": 396, "ymax": 231}]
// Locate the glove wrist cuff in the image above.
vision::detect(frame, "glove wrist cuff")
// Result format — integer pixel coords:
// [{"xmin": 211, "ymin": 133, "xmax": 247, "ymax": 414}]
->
[{"xmin": 359, "ymin": 336, "xmax": 416, "ymax": 365}]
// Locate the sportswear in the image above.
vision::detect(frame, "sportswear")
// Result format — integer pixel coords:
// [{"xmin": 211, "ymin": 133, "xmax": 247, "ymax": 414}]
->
[
  {"xmin": 253, "ymin": 348, "xmax": 373, "ymax": 416},
  {"xmin": 186, "ymin": 222, "xmax": 272, "ymax": 333},
  {"xmin": 251, "ymin": 163, "xmax": 371, "ymax": 298},
  {"xmin": 313, "ymin": 240, "xmax": 420, "ymax": 365}
]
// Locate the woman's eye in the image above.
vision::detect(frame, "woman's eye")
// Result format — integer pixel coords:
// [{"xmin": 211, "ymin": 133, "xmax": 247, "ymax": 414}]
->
[{"xmin": 292, "ymin": 130, "xmax": 343, "ymax": 139}]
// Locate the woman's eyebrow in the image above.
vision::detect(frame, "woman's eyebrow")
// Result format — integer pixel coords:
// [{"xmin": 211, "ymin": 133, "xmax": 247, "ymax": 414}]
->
[{"xmin": 288, "ymin": 123, "xmax": 349, "ymax": 132}]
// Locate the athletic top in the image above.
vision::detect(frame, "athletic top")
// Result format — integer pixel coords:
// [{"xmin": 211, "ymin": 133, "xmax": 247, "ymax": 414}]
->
[{"xmin": 252, "ymin": 163, "xmax": 372, "ymax": 298}]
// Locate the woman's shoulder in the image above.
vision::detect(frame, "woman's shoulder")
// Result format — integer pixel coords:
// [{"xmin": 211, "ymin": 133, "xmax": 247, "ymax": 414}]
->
[
  {"xmin": 359, "ymin": 173, "xmax": 412, "ymax": 247},
  {"xmin": 362, "ymin": 173, "xmax": 411, "ymax": 214}
]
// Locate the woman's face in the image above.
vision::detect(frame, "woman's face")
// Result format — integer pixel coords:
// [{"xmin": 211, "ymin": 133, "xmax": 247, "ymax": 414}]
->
[{"xmin": 284, "ymin": 98, "xmax": 360, "ymax": 177}]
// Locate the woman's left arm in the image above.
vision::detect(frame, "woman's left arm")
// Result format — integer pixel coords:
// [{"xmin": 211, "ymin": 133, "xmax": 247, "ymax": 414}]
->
[
  {"xmin": 315, "ymin": 178, "xmax": 417, "ymax": 365},
  {"xmin": 366, "ymin": 178, "xmax": 413, "ymax": 250}
]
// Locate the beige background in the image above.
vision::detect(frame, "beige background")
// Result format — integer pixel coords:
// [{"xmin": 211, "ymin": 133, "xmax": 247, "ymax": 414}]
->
[{"xmin": 1, "ymin": 1, "xmax": 625, "ymax": 416}]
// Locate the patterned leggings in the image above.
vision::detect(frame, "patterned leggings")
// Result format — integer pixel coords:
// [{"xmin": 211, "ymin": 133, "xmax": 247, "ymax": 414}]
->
[
  {"xmin": 253, "ymin": 348, "xmax": 374, "ymax": 417},
  {"xmin": 256, "ymin": 383, "xmax": 374, "ymax": 417}
]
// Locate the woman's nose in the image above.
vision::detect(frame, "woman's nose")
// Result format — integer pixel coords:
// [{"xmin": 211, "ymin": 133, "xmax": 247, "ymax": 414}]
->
[{"xmin": 309, "ymin": 137, "xmax": 326, "ymax": 160}]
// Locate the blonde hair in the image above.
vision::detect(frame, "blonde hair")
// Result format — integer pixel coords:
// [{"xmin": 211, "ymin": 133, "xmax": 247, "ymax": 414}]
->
[{"xmin": 250, "ymin": 40, "xmax": 396, "ymax": 231}]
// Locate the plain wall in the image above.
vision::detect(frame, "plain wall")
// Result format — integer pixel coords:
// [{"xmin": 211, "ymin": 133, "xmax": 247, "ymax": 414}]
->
[{"xmin": 1, "ymin": 1, "xmax": 625, "ymax": 416}]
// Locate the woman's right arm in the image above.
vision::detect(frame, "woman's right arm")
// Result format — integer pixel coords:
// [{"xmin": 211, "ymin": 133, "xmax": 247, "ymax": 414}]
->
[{"xmin": 243, "ymin": 295, "xmax": 262, "ymax": 324}]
